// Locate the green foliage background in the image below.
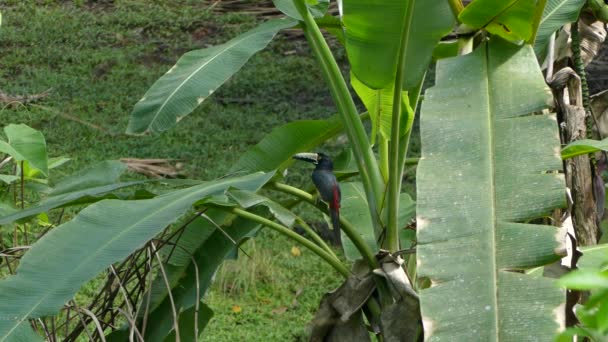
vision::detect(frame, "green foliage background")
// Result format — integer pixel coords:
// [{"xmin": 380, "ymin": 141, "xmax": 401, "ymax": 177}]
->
[{"xmin": 0, "ymin": 1, "xmax": 349, "ymax": 339}]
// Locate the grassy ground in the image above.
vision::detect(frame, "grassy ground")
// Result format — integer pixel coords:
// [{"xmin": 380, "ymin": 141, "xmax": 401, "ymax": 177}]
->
[{"xmin": 0, "ymin": 0, "xmax": 348, "ymax": 340}]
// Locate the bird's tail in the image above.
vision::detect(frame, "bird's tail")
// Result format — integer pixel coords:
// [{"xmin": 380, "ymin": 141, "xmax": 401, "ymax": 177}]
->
[{"xmin": 330, "ymin": 205, "xmax": 341, "ymax": 246}]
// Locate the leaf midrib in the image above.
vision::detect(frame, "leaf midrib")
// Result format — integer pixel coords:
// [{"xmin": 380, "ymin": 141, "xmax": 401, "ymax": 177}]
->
[{"xmin": 483, "ymin": 44, "xmax": 500, "ymax": 341}]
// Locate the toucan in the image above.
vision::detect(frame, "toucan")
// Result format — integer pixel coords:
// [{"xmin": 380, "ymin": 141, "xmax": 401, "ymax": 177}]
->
[{"xmin": 293, "ymin": 152, "xmax": 341, "ymax": 243}]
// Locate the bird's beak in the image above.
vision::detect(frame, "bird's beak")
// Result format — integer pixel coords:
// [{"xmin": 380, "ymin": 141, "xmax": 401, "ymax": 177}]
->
[{"xmin": 293, "ymin": 152, "xmax": 319, "ymax": 164}]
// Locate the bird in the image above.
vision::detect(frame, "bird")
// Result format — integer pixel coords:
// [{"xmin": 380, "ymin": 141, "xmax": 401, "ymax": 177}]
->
[{"xmin": 293, "ymin": 152, "xmax": 341, "ymax": 244}]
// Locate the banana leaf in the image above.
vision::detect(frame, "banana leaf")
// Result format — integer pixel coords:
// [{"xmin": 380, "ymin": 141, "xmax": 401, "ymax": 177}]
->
[{"xmin": 417, "ymin": 39, "xmax": 566, "ymax": 341}]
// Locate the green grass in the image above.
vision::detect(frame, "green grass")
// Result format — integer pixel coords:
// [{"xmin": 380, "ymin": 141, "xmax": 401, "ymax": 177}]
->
[{"xmin": 0, "ymin": 0, "xmax": 347, "ymax": 340}]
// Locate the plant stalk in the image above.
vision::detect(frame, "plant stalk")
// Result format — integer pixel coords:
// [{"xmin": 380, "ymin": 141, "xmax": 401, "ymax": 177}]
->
[
  {"xmin": 447, "ymin": 0, "xmax": 464, "ymax": 19},
  {"xmin": 294, "ymin": 0, "xmax": 385, "ymax": 232},
  {"xmin": 397, "ymin": 78, "xmax": 425, "ymax": 192},
  {"xmin": 386, "ymin": 0, "xmax": 416, "ymax": 252},
  {"xmin": 229, "ymin": 207, "xmax": 350, "ymax": 277}
]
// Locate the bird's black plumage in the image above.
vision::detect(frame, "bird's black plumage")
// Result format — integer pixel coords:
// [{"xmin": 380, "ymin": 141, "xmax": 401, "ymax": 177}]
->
[{"xmin": 310, "ymin": 154, "xmax": 341, "ymax": 244}]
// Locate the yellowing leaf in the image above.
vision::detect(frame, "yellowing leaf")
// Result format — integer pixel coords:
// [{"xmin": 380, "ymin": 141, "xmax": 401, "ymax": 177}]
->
[
  {"xmin": 231, "ymin": 305, "xmax": 242, "ymax": 313},
  {"xmin": 291, "ymin": 246, "xmax": 301, "ymax": 257}
]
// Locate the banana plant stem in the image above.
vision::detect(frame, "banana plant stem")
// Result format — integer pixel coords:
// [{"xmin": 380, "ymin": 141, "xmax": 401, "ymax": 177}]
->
[
  {"xmin": 269, "ymin": 182, "xmax": 379, "ymax": 269},
  {"xmin": 447, "ymin": 0, "xmax": 464, "ymax": 19},
  {"xmin": 397, "ymin": 79, "xmax": 424, "ymax": 192},
  {"xmin": 386, "ymin": 0, "xmax": 416, "ymax": 252},
  {"xmin": 229, "ymin": 207, "xmax": 350, "ymax": 277},
  {"xmin": 294, "ymin": 0, "xmax": 385, "ymax": 234}
]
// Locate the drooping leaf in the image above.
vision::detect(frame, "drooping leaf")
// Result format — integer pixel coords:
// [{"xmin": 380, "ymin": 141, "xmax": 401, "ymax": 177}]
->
[
  {"xmin": 533, "ymin": 0, "xmax": 586, "ymax": 62},
  {"xmin": 343, "ymin": 0, "xmax": 454, "ymax": 89},
  {"xmin": 0, "ymin": 124, "xmax": 48, "ymax": 176},
  {"xmin": 227, "ymin": 189, "xmax": 297, "ymax": 227},
  {"xmin": 561, "ymin": 138, "xmax": 608, "ymax": 159},
  {"xmin": 272, "ymin": 0, "xmax": 329, "ymax": 21},
  {"xmin": 577, "ymin": 244, "xmax": 608, "ymax": 270},
  {"xmin": 459, "ymin": 0, "xmax": 537, "ymax": 42},
  {"xmin": 417, "ymin": 39, "xmax": 566, "ymax": 340},
  {"xmin": 231, "ymin": 116, "xmax": 344, "ymax": 173},
  {"xmin": 127, "ymin": 18, "xmax": 296, "ymax": 134},
  {"xmin": 0, "ymin": 172, "xmax": 273, "ymax": 340}
]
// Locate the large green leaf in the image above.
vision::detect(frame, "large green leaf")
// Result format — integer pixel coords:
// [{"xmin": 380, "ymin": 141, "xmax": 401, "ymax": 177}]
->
[
  {"xmin": 127, "ymin": 18, "xmax": 295, "ymax": 134},
  {"xmin": 561, "ymin": 138, "xmax": 608, "ymax": 159},
  {"xmin": 459, "ymin": 0, "xmax": 537, "ymax": 42},
  {"xmin": 231, "ymin": 116, "xmax": 344, "ymax": 173},
  {"xmin": 343, "ymin": 0, "xmax": 454, "ymax": 89},
  {"xmin": 417, "ymin": 39, "xmax": 566, "ymax": 340},
  {"xmin": 351, "ymin": 74, "xmax": 413, "ymax": 144},
  {"xmin": 0, "ymin": 172, "xmax": 273, "ymax": 340},
  {"xmin": 0, "ymin": 124, "xmax": 48, "ymax": 176},
  {"xmin": 533, "ymin": 0, "xmax": 586, "ymax": 61}
]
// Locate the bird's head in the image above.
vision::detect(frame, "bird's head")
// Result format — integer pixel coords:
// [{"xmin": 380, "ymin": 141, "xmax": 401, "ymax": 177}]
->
[{"xmin": 293, "ymin": 152, "xmax": 333, "ymax": 169}]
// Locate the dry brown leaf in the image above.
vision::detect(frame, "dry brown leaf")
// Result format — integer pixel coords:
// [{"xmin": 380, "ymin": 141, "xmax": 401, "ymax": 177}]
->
[
  {"xmin": 271, "ymin": 306, "xmax": 288, "ymax": 315},
  {"xmin": 120, "ymin": 158, "xmax": 183, "ymax": 179}
]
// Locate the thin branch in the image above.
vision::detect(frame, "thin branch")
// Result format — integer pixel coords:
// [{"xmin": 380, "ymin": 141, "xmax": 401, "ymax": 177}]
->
[
  {"xmin": 150, "ymin": 242, "xmax": 180, "ymax": 342},
  {"xmin": 114, "ymin": 308, "xmax": 144, "ymax": 342},
  {"xmin": 190, "ymin": 255, "xmax": 201, "ymax": 340},
  {"xmin": 140, "ymin": 247, "xmax": 154, "ymax": 337},
  {"xmin": 78, "ymin": 307, "xmax": 108, "ymax": 342},
  {"xmin": 199, "ymin": 213, "xmax": 251, "ymax": 258},
  {"xmin": 108, "ymin": 265, "xmax": 135, "ymax": 316},
  {"xmin": 70, "ymin": 301, "xmax": 96, "ymax": 342}
]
